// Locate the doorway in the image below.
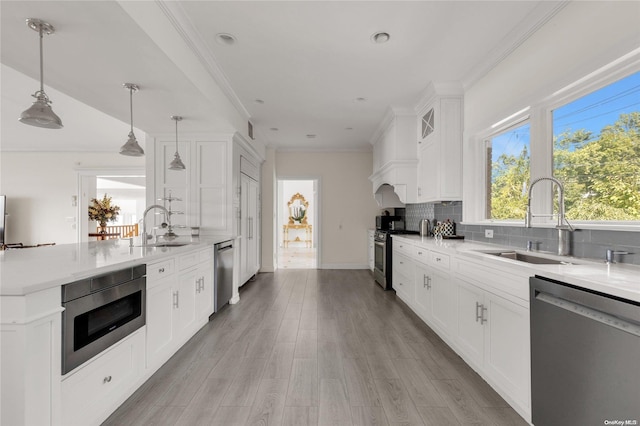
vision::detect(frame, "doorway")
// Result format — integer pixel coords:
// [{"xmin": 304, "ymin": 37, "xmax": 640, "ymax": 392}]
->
[
  {"xmin": 77, "ymin": 168, "xmax": 145, "ymax": 242},
  {"xmin": 277, "ymin": 179, "xmax": 318, "ymax": 269}
]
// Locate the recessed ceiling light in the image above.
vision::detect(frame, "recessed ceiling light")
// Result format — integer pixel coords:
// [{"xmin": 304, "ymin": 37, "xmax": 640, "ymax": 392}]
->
[
  {"xmin": 216, "ymin": 33, "xmax": 236, "ymax": 45},
  {"xmin": 345, "ymin": 127, "xmax": 354, "ymax": 130},
  {"xmin": 306, "ymin": 134, "xmax": 317, "ymax": 139},
  {"xmin": 355, "ymin": 97, "xmax": 367, "ymax": 102},
  {"xmin": 270, "ymin": 127, "xmax": 279, "ymax": 131},
  {"xmin": 371, "ymin": 32, "xmax": 390, "ymax": 44},
  {"xmin": 254, "ymin": 99, "xmax": 265, "ymax": 104}
]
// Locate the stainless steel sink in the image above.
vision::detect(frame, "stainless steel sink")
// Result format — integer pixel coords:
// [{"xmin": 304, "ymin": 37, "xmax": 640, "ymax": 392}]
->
[{"xmin": 481, "ymin": 251, "xmax": 575, "ymax": 265}]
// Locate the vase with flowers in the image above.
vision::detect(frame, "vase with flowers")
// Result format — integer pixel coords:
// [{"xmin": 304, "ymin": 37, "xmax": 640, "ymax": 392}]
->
[{"xmin": 88, "ymin": 194, "xmax": 121, "ymax": 234}]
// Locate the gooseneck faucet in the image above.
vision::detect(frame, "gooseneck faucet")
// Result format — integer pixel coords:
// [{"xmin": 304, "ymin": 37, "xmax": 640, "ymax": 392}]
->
[
  {"xmin": 141, "ymin": 204, "xmax": 170, "ymax": 245},
  {"xmin": 525, "ymin": 177, "xmax": 574, "ymax": 256}
]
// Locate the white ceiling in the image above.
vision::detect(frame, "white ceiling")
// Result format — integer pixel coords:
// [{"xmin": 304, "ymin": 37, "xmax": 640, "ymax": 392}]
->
[{"xmin": 0, "ymin": 1, "xmax": 565, "ymax": 152}]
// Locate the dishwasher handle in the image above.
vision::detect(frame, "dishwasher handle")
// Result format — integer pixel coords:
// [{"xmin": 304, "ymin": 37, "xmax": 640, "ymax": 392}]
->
[
  {"xmin": 216, "ymin": 243, "xmax": 233, "ymax": 252},
  {"xmin": 535, "ymin": 291, "xmax": 640, "ymax": 337}
]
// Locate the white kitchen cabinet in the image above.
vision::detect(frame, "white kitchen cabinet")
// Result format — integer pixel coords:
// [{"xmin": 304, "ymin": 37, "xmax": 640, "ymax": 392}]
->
[
  {"xmin": 61, "ymin": 329, "xmax": 145, "ymax": 426},
  {"xmin": 392, "ymin": 250, "xmax": 414, "ymax": 304},
  {"xmin": 455, "ymin": 276, "xmax": 530, "ymax": 413},
  {"xmin": 413, "ymin": 248, "xmax": 456, "ymax": 337},
  {"xmin": 239, "ymin": 172, "xmax": 260, "ymax": 284},
  {"xmin": 146, "ymin": 249, "xmax": 213, "ymax": 371},
  {"xmin": 151, "ymin": 136, "xmax": 232, "ymax": 235},
  {"xmin": 415, "ymin": 83, "xmax": 463, "ymax": 203},
  {"xmin": 367, "ymin": 230, "xmax": 375, "ymax": 271}
]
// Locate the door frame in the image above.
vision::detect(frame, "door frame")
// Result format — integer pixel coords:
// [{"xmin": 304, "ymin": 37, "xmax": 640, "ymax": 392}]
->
[{"xmin": 276, "ymin": 177, "xmax": 320, "ymax": 269}]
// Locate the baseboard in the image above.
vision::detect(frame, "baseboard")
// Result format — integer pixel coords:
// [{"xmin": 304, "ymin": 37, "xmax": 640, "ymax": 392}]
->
[{"xmin": 319, "ymin": 263, "xmax": 369, "ymax": 270}]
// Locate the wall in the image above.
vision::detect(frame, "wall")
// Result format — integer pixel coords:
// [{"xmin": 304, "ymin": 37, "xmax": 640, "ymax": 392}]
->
[
  {"xmin": 459, "ymin": 1, "xmax": 640, "ymax": 264},
  {"xmin": 0, "ymin": 152, "xmax": 144, "ymax": 245},
  {"xmin": 261, "ymin": 148, "xmax": 276, "ymax": 272},
  {"xmin": 275, "ymin": 151, "xmax": 379, "ymax": 268}
]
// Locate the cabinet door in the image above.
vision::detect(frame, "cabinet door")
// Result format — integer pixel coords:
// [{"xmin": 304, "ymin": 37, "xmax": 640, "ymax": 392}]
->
[
  {"xmin": 146, "ymin": 277, "xmax": 176, "ymax": 368},
  {"xmin": 176, "ymin": 268, "xmax": 197, "ymax": 338},
  {"xmin": 155, "ymin": 141, "xmax": 190, "ymax": 228},
  {"xmin": 430, "ymin": 269, "xmax": 455, "ymax": 336},
  {"xmin": 195, "ymin": 260, "xmax": 214, "ymax": 321},
  {"xmin": 455, "ymin": 278, "xmax": 485, "ymax": 366},
  {"xmin": 414, "ymin": 263, "xmax": 432, "ymax": 320},
  {"xmin": 392, "ymin": 252, "xmax": 414, "ymax": 303},
  {"xmin": 417, "ymin": 139, "xmax": 438, "ymax": 202},
  {"xmin": 194, "ymin": 141, "xmax": 228, "ymax": 232},
  {"xmin": 483, "ymin": 292, "xmax": 530, "ymax": 408},
  {"xmin": 247, "ymin": 176, "xmax": 260, "ymax": 274}
]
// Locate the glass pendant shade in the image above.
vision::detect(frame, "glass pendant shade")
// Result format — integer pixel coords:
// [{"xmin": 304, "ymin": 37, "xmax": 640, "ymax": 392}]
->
[
  {"xmin": 19, "ymin": 19, "xmax": 63, "ymax": 129},
  {"xmin": 119, "ymin": 83, "xmax": 144, "ymax": 156},
  {"xmin": 168, "ymin": 116, "xmax": 186, "ymax": 170}
]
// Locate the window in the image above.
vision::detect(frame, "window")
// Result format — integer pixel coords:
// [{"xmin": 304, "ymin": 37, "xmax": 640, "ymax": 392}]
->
[
  {"xmin": 486, "ymin": 122, "xmax": 530, "ymax": 220},
  {"xmin": 553, "ymin": 71, "xmax": 640, "ymax": 221}
]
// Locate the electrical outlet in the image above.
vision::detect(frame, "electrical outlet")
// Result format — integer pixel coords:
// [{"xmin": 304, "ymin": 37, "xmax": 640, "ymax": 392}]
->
[{"xmin": 485, "ymin": 229, "xmax": 494, "ymax": 238}]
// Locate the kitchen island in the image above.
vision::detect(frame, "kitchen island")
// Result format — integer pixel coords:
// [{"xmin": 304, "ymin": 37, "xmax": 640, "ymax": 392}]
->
[{"xmin": 0, "ymin": 236, "xmax": 236, "ymax": 426}]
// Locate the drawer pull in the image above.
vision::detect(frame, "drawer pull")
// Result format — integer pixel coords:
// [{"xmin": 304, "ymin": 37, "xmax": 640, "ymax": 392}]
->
[
  {"xmin": 159, "ymin": 267, "xmax": 165, "ymax": 273},
  {"xmin": 103, "ymin": 376, "xmax": 112, "ymax": 384},
  {"xmin": 435, "ymin": 257, "xmax": 441, "ymax": 262}
]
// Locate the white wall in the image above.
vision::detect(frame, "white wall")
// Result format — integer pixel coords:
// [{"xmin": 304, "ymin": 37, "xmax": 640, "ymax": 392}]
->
[
  {"xmin": 261, "ymin": 148, "xmax": 277, "ymax": 272},
  {"xmin": 463, "ymin": 1, "xmax": 640, "ymax": 222},
  {"xmin": 275, "ymin": 151, "xmax": 379, "ymax": 269},
  {"xmin": 0, "ymin": 152, "xmax": 144, "ymax": 245}
]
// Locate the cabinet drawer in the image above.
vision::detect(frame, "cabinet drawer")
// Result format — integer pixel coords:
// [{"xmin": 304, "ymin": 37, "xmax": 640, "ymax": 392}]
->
[
  {"xmin": 147, "ymin": 258, "xmax": 175, "ymax": 282},
  {"xmin": 393, "ymin": 252, "xmax": 412, "ymax": 275},
  {"xmin": 199, "ymin": 246, "xmax": 214, "ymax": 262},
  {"xmin": 430, "ymin": 251, "xmax": 450, "ymax": 270},
  {"xmin": 393, "ymin": 239, "xmax": 414, "ymax": 256},
  {"xmin": 61, "ymin": 329, "xmax": 144, "ymax": 425},
  {"xmin": 178, "ymin": 251, "xmax": 200, "ymax": 270},
  {"xmin": 414, "ymin": 247, "xmax": 430, "ymax": 264}
]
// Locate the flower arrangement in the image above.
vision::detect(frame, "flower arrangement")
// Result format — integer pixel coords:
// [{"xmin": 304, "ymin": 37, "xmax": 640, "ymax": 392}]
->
[
  {"xmin": 291, "ymin": 206, "xmax": 306, "ymax": 223},
  {"xmin": 88, "ymin": 194, "xmax": 121, "ymax": 227}
]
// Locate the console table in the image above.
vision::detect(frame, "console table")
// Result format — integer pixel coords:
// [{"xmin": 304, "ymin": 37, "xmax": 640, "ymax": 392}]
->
[{"xmin": 283, "ymin": 223, "xmax": 312, "ymax": 248}]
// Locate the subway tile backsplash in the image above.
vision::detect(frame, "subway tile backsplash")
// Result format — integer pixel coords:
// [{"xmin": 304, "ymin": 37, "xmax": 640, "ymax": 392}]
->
[{"xmin": 402, "ymin": 201, "xmax": 640, "ymax": 266}]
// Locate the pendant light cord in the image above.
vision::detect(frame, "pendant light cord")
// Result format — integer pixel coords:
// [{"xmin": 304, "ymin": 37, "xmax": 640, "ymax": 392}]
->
[
  {"xmin": 38, "ymin": 25, "xmax": 44, "ymax": 94},
  {"xmin": 175, "ymin": 117, "xmax": 179, "ymax": 151},
  {"xmin": 130, "ymin": 87, "xmax": 134, "ymax": 133}
]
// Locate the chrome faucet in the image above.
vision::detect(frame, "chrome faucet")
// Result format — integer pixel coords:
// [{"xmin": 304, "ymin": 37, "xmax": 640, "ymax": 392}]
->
[
  {"xmin": 141, "ymin": 204, "xmax": 170, "ymax": 245},
  {"xmin": 525, "ymin": 177, "xmax": 574, "ymax": 256}
]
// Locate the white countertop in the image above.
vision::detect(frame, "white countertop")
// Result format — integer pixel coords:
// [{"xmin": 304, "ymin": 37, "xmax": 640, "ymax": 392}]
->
[
  {"xmin": 0, "ymin": 235, "xmax": 236, "ymax": 296},
  {"xmin": 392, "ymin": 235, "xmax": 640, "ymax": 303}
]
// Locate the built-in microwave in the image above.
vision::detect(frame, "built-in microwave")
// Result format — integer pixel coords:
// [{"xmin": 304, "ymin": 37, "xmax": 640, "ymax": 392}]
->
[{"xmin": 376, "ymin": 215, "xmax": 401, "ymax": 230}]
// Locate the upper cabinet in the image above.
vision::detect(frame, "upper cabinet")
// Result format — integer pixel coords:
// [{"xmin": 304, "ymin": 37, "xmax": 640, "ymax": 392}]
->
[
  {"xmin": 148, "ymin": 134, "xmax": 234, "ymax": 236},
  {"xmin": 369, "ymin": 108, "xmax": 418, "ymax": 204},
  {"xmin": 415, "ymin": 82, "xmax": 463, "ymax": 203}
]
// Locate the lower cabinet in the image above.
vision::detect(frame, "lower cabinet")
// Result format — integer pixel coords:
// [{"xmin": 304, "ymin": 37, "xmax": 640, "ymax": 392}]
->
[
  {"xmin": 147, "ymin": 247, "xmax": 214, "ymax": 371},
  {"xmin": 455, "ymin": 276, "xmax": 530, "ymax": 415},
  {"xmin": 61, "ymin": 329, "xmax": 145, "ymax": 426},
  {"xmin": 392, "ymin": 250, "xmax": 414, "ymax": 302},
  {"xmin": 414, "ymin": 260, "xmax": 456, "ymax": 336}
]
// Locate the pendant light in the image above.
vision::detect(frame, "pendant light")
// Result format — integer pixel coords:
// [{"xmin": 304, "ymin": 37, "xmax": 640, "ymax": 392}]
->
[
  {"xmin": 168, "ymin": 116, "xmax": 186, "ymax": 170},
  {"xmin": 19, "ymin": 18, "xmax": 63, "ymax": 129},
  {"xmin": 119, "ymin": 83, "xmax": 145, "ymax": 156}
]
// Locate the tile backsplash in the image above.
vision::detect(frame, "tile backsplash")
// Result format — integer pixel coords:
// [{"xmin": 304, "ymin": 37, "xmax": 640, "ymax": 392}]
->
[{"xmin": 401, "ymin": 201, "xmax": 640, "ymax": 266}]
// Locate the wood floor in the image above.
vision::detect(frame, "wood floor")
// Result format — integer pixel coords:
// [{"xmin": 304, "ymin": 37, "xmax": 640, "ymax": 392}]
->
[{"xmin": 103, "ymin": 269, "xmax": 529, "ymax": 426}]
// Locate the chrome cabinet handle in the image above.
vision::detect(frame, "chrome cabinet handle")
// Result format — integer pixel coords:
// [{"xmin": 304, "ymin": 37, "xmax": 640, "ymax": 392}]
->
[
  {"xmin": 423, "ymin": 274, "xmax": 432, "ymax": 289},
  {"xmin": 480, "ymin": 305, "xmax": 488, "ymax": 324},
  {"xmin": 475, "ymin": 302, "xmax": 482, "ymax": 322},
  {"xmin": 435, "ymin": 257, "xmax": 442, "ymax": 262},
  {"xmin": 103, "ymin": 376, "xmax": 112, "ymax": 384},
  {"xmin": 159, "ymin": 267, "xmax": 165, "ymax": 273},
  {"xmin": 173, "ymin": 291, "xmax": 179, "ymax": 309}
]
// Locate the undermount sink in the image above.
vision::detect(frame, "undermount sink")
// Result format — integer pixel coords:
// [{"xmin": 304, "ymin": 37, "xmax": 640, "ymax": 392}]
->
[{"xmin": 480, "ymin": 250, "xmax": 575, "ymax": 265}]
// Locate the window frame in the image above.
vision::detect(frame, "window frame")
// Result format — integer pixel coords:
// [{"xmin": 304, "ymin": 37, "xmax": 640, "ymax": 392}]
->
[{"xmin": 466, "ymin": 53, "xmax": 640, "ymax": 231}]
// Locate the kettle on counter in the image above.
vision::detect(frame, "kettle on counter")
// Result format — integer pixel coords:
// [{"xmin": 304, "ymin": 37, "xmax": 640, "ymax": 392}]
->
[{"xmin": 420, "ymin": 219, "xmax": 431, "ymax": 237}]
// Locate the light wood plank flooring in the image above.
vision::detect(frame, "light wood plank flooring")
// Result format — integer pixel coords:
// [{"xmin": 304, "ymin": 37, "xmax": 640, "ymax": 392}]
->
[{"xmin": 103, "ymin": 269, "xmax": 529, "ymax": 426}]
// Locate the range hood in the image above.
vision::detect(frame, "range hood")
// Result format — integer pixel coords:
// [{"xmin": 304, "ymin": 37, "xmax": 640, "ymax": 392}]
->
[{"xmin": 374, "ymin": 183, "xmax": 405, "ymax": 208}]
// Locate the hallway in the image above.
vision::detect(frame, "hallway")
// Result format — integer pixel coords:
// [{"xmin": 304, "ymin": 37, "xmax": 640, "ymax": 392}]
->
[{"xmin": 104, "ymin": 269, "xmax": 527, "ymax": 425}]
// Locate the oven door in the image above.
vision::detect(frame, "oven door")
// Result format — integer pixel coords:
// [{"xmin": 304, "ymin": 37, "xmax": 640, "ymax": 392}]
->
[
  {"xmin": 62, "ymin": 277, "xmax": 145, "ymax": 374},
  {"xmin": 373, "ymin": 240, "xmax": 386, "ymax": 288}
]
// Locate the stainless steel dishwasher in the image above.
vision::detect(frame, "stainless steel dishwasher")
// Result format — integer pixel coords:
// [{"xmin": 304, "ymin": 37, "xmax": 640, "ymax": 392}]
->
[
  {"xmin": 215, "ymin": 240, "xmax": 234, "ymax": 312},
  {"xmin": 530, "ymin": 276, "xmax": 640, "ymax": 425}
]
